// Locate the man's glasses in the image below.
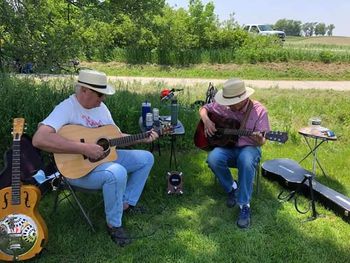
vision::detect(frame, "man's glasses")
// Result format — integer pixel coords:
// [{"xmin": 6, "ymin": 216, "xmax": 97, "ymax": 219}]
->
[{"xmin": 90, "ymin": 89, "xmax": 105, "ymax": 98}]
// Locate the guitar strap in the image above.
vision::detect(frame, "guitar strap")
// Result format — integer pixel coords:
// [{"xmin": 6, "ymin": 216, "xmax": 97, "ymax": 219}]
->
[{"xmin": 239, "ymin": 99, "xmax": 253, "ymax": 130}]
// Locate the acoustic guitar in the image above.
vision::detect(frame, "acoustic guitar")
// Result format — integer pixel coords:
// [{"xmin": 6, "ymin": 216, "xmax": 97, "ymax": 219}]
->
[
  {"xmin": 0, "ymin": 118, "xmax": 48, "ymax": 262},
  {"xmin": 194, "ymin": 112, "xmax": 288, "ymax": 151},
  {"xmin": 54, "ymin": 124, "xmax": 172, "ymax": 179}
]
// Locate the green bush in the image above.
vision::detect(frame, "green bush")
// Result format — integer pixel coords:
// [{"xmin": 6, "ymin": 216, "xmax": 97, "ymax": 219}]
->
[{"xmin": 319, "ymin": 50, "xmax": 335, "ymax": 63}]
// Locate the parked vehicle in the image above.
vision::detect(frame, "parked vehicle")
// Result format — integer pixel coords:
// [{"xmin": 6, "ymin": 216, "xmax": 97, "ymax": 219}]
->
[{"xmin": 243, "ymin": 24, "xmax": 286, "ymax": 41}]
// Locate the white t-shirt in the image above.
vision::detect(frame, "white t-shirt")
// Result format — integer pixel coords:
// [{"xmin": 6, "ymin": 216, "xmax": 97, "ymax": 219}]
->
[{"xmin": 41, "ymin": 94, "xmax": 116, "ymax": 132}]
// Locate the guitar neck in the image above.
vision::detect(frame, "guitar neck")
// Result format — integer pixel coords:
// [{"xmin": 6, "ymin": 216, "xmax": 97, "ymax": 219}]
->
[
  {"xmin": 109, "ymin": 132, "xmax": 149, "ymax": 147},
  {"xmin": 217, "ymin": 128, "xmax": 288, "ymax": 143},
  {"xmin": 11, "ymin": 140, "xmax": 21, "ymax": 205},
  {"xmin": 219, "ymin": 128, "xmax": 261, "ymax": 137}
]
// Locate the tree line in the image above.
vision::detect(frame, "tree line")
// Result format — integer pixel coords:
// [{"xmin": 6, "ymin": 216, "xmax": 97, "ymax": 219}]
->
[
  {"xmin": 274, "ymin": 19, "xmax": 335, "ymax": 37},
  {"xmin": 0, "ymin": 0, "xmax": 336, "ymax": 71}
]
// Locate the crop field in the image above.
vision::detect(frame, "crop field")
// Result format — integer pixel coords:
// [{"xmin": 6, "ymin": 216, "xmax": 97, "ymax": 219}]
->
[{"xmin": 286, "ymin": 36, "xmax": 350, "ymax": 46}]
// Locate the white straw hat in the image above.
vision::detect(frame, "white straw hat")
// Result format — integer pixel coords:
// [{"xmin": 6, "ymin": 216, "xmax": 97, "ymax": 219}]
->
[
  {"xmin": 214, "ymin": 79, "xmax": 254, "ymax": 105},
  {"xmin": 77, "ymin": 69, "xmax": 115, "ymax": 95}
]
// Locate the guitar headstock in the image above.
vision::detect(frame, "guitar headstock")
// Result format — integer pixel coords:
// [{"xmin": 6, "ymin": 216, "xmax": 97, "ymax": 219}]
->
[
  {"xmin": 265, "ymin": 131, "xmax": 288, "ymax": 143},
  {"xmin": 12, "ymin": 118, "xmax": 26, "ymax": 141}
]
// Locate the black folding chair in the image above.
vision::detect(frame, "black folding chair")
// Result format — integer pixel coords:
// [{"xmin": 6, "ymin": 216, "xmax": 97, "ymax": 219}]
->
[{"xmin": 51, "ymin": 173, "xmax": 103, "ymax": 232}]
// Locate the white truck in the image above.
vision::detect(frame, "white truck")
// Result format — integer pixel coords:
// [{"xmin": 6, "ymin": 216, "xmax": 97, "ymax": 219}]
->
[{"xmin": 243, "ymin": 24, "xmax": 286, "ymax": 41}]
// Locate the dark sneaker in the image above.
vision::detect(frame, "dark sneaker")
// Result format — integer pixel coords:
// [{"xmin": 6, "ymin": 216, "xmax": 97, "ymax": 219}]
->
[
  {"xmin": 226, "ymin": 187, "xmax": 237, "ymax": 208},
  {"xmin": 107, "ymin": 226, "xmax": 132, "ymax": 247},
  {"xmin": 237, "ymin": 205, "xmax": 251, "ymax": 229},
  {"xmin": 124, "ymin": 205, "xmax": 147, "ymax": 214}
]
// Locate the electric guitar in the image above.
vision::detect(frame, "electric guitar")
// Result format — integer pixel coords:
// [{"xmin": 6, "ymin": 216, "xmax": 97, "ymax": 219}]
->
[
  {"xmin": 54, "ymin": 124, "xmax": 173, "ymax": 179},
  {"xmin": 194, "ymin": 112, "xmax": 288, "ymax": 151},
  {"xmin": 0, "ymin": 118, "xmax": 48, "ymax": 262}
]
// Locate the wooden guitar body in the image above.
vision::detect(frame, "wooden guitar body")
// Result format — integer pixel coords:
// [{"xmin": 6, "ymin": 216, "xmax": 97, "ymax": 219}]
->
[
  {"xmin": 194, "ymin": 112, "xmax": 239, "ymax": 151},
  {"xmin": 0, "ymin": 118, "xmax": 48, "ymax": 261},
  {"xmin": 54, "ymin": 125, "xmax": 119, "ymax": 179},
  {"xmin": 54, "ymin": 124, "xmax": 173, "ymax": 179},
  {"xmin": 0, "ymin": 185, "xmax": 48, "ymax": 261},
  {"xmin": 194, "ymin": 111, "xmax": 288, "ymax": 151}
]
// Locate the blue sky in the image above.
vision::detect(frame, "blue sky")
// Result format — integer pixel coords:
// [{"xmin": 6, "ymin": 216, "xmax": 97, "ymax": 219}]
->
[{"xmin": 166, "ymin": 0, "xmax": 350, "ymax": 37}]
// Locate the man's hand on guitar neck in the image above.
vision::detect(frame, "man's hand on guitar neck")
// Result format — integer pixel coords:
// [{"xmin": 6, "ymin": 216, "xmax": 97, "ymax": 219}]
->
[
  {"xmin": 251, "ymin": 131, "xmax": 266, "ymax": 146},
  {"xmin": 143, "ymin": 129, "xmax": 159, "ymax": 143}
]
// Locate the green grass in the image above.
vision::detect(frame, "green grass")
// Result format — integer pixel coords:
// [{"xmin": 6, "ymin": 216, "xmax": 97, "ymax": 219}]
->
[{"xmin": 1, "ymin": 75, "xmax": 350, "ymax": 262}]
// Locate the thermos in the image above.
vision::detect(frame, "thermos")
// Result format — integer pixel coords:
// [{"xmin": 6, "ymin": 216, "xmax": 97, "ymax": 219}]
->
[{"xmin": 170, "ymin": 98, "xmax": 178, "ymax": 126}]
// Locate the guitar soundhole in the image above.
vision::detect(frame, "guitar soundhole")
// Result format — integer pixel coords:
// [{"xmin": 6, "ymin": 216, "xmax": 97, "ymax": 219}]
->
[
  {"xmin": 97, "ymin": 138, "xmax": 110, "ymax": 151},
  {"xmin": 88, "ymin": 138, "xmax": 111, "ymax": 163},
  {"xmin": 213, "ymin": 132, "xmax": 223, "ymax": 139}
]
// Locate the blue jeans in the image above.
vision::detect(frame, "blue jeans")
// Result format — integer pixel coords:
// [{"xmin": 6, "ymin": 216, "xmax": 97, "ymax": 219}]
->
[
  {"xmin": 207, "ymin": 146, "xmax": 261, "ymax": 205},
  {"xmin": 67, "ymin": 149, "xmax": 154, "ymax": 227}
]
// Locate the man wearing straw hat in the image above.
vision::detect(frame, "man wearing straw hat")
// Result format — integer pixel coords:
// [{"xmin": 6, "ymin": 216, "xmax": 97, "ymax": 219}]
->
[
  {"xmin": 199, "ymin": 79, "xmax": 270, "ymax": 228},
  {"xmin": 33, "ymin": 69, "xmax": 158, "ymax": 246}
]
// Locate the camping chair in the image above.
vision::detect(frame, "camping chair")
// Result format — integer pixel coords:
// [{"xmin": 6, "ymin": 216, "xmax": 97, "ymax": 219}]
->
[
  {"xmin": 213, "ymin": 159, "xmax": 262, "ymax": 195},
  {"xmin": 51, "ymin": 172, "xmax": 103, "ymax": 232}
]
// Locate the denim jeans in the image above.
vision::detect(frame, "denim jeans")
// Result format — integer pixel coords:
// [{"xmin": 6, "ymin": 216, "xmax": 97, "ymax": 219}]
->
[
  {"xmin": 207, "ymin": 146, "xmax": 261, "ymax": 205},
  {"xmin": 67, "ymin": 149, "xmax": 154, "ymax": 227}
]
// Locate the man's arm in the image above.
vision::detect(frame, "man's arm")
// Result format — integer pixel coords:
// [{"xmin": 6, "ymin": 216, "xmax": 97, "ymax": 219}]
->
[
  {"xmin": 251, "ymin": 108, "xmax": 269, "ymax": 146},
  {"xmin": 32, "ymin": 124, "xmax": 105, "ymax": 160},
  {"xmin": 199, "ymin": 107, "xmax": 217, "ymax": 137}
]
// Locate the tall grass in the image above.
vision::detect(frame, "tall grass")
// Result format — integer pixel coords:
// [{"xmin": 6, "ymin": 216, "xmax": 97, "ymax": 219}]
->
[
  {"xmin": 84, "ymin": 61, "xmax": 350, "ymax": 81},
  {"xmin": 1, "ymin": 75, "xmax": 349, "ymax": 262},
  {"xmin": 103, "ymin": 37, "xmax": 350, "ymax": 65}
]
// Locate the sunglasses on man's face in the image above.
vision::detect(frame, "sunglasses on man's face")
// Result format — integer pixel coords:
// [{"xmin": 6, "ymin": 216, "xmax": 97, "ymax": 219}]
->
[{"xmin": 90, "ymin": 89, "xmax": 105, "ymax": 98}]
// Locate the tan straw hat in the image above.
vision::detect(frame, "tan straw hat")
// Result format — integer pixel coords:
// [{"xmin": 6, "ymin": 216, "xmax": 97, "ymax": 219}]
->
[
  {"xmin": 77, "ymin": 69, "xmax": 115, "ymax": 95},
  {"xmin": 214, "ymin": 79, "xmax": 254, "ymax": 105}
]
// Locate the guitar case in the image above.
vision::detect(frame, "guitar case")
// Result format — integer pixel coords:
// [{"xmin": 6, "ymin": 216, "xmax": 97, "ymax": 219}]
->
[
  {"xmin": 0, "ymin": 134, "xmax": 54, "ymax": 195},
  {"xmin": 262, "ymin": 158, "xmax": 350, "ymax": 223}
]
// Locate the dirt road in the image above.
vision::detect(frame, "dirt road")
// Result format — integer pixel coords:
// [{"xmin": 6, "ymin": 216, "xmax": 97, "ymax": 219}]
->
[{"xmin": 110, "ymin": 76, "xmax": 350, "ymax": 91}]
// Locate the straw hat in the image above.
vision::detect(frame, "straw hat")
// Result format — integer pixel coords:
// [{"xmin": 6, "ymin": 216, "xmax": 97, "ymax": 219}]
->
[
  {"xmin": 214, "ymin": 79, "xmax": 254, "ymax": 105},
  {"xmin": 77, "ymin": 69, "xmax": 115, "ymax": 95}
]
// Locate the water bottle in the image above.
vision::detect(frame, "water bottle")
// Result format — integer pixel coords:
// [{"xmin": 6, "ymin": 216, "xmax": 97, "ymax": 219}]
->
[
  {"xmin": 145, "ymin": 113, "xmax": 153, "ymax": 130},
  {"xmin": 153, "ymin": 108, "xmax": 160, "ymax": 127},
  {"xmin": 170, "ymin": 98, "xmax": 178, "ymax": 126},
  {"xmin": 141, "ymin": 101, "xmax": 151, "ymax": 126}
]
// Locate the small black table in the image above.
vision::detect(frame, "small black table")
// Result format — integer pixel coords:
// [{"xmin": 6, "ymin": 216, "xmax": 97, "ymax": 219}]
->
[
  {"xmin": 298, "ymin": 126, "xmax": 337, "ymax": 177},
  {"xmin": 139, "ymin": 116, "xmax": 185, "ymax": 169}
]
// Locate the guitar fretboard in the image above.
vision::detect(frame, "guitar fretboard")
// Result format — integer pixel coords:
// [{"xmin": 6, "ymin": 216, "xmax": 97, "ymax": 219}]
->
[
  {"xmin": 11, "ymin": 140, "xmax": 21, "ymax": 205},
  {"xmin": 219, "ymin": 128, "xmax": 256, "ymax": 137},
  {"xmin": 109, "ymin": 132, "xmax": 149, "ymax": 147}
]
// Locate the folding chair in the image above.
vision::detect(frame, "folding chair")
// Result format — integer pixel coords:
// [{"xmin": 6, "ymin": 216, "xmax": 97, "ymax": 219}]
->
[
  {"xmin": 52, "ymin": 173, "xmax": 103, "ymax": 232},
  {"xmin": 255, "ymin": 160, "xmax": 262, "ymax": 195},
  {"xmin": 213, "ymin": 160, "xmax": 262, "ymax": 195}
]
